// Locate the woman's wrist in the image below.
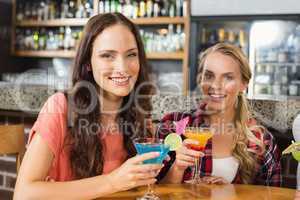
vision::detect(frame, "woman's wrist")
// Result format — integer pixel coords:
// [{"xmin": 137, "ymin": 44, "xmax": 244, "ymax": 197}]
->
[
  {"xmin": 172, "ymin": 161, "xmax": 188, "ymax": 173},
  {"xmin": 161, "ymin": 163, "xmax": 186, "ymax": 184},
  {"xmin": 97, "ymin": 173, "xmax": 119, "ymax": 195}
]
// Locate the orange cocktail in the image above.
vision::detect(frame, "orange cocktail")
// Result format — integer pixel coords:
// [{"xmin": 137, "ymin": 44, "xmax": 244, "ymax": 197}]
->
[
  {"xmin": 183, "ymin": 127, "xmax": 213, "ymax": 184},
  {"xmin": 184, "ymin": 128, "xmax": 213, "ymax": 151}
]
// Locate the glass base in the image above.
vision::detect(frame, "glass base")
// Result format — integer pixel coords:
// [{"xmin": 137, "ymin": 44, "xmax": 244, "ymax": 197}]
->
[
  {"xmin": 136, "ymin": 193, "xmax": 160, "ymax": 200},
  {"xmin": 184, "ymin": 177, "xmax": 202, "ymax": 184}
]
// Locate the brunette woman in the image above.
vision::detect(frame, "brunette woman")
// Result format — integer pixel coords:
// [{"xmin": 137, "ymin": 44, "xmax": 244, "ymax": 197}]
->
[{"xmin": 14, "ymin": 13, "xmax": 160, "ymax": 200}]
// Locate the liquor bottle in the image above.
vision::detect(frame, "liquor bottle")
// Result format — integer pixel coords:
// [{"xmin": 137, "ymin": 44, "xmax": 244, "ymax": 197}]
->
[
  {"xmin": 123, "ymin": 0, "xmax": 132, "ymax": 18},
  {"xmin": 160, "ymin": 0, "xmax": 168, "ymax": 16},
  {"xmin": 55, "ymin": 1, "xmax": 61, "ymax": 19},
  {"xmin": 208, "ymin": 29, "xmax": 217, "ymax": 45},
  {"xmin": 37, "ymin": 1, "xmax": 45, "ymax": 21},
  {"xmin": 73, "ymin": 30, "xmax": 82, "ymax": 49},
  {"xmin": 24, "ymin": 2, "xmax": 31, "ymax": 20},
  {"xmin": 31, "ymin": 2, "xmax": 38, "ymax": 20},
  {"xmin": 33, "ymin": 29, "xmax": 39, "ymax": 50},
  {"xmin": 124, "ymin": 0, "xmax": 132, "ymax": 17},
  {"xmin": 132, "ymin": 1, "xmax": 139, "ymax": 19},
  {"xmin": 39, "ymin": 28, "xmax": 47, "ymax": 50},
  {"xmin": 139, "ymin": 0, "xmax": 146, "ymax": 17},
  {"xmin": 98, "ymin": 0, "xmax": 104, "ymax": 13},
  {"xmin": 61, "ymin": 0, "xmax": 69, "ymax": 18},
  {"xmin": 76, "ymin": 0, "xmax": 84, "ymax": 18},
  {"xmin": 239, "ymin": 30, "xmax": 248, "ymax": 54},
  {"xmin": 99, "ymin": 0, "xmax": 105, "ymax": 13},
  {"xmin": 64, "ymin": 26, "xmax": 72, "ymax": 50},
  {"xmin": 104, "ymin": 0, "xmax": 111, "ymax": 13},
  {"xmin": 117, "ymin": 0, "xmax": 123, "ymax": 13},
  {"xmin": 68, "ymin": 0, "xmax": 76, "ymax": 18},
  {"xmin": 167, "ymin": 24, "xmax": 176, "ymax": 52},
  {"xmin": 85, "ymin": 0, "xmax": 93, "ymax": 17},
  {"xmin": 49, "ymin": 0, "xmax": 56, "ymax": 20},
  {"xmin": 58, "ymin": 27, "xmax": 65, "ymax": 49},
  {"xmin": 176, "ymin": 24, "xmax": 184, "ymax": 50},
  {"xmin": 227, "ymin": 30, "xmax": 236, "ymax": 45},
  {"xmin": 200, "ymin": 27, "xmax": 207, "ymax": 44},
  {"xmin": 182, "ymin": 0, "xmax": 187, "ymax": 17},
  {"xmin": 110, "ymin": 0, "xmax": 116, "ymax": 13},
  {"xmin": 15, "ymin": 29, "xmax": 24, "ymax": 50},
  {"xmin": 16, "ymin": 4, "xmax": 24, "ymax": 21},
  {"xmin": 153, "ymin": 0, "xmax": 159, "ymax": 17},
  {"xmin": 43, "ymin": 0, "xmax": 50, "ymax": 20},
  {"xmin": 169, "ymin": 1, "xmax": 175, "ymax": 17},
  {"xmin": 146, "ymin": 0, "xmax": 153, "ymax": 18},
  {"xmin": 217, "ymin": 28, "xmax": 225, "ymax": 43},
  {"xmin": 70, "ymin": 29, "xmax": 76, "ymax": 50},
  {"xmin": 24, "ymin": 29, "xmax": 30, "ymax": 50},
  {"xmin": 176, "ymin": 0, "xmax": 183, "ymax": 16},
  {"xmin": 47, "ymin": 31, "xmax": 55, "ymax": 50}
]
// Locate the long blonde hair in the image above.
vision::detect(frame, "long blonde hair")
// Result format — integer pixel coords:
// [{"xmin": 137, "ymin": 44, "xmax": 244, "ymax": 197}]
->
[{"xmin": 197, "ymin": 43, "xmax": 264, "ymax": 184}]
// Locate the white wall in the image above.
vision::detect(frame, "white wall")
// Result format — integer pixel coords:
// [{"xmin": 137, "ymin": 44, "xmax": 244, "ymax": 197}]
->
[{"xmin": 191, "ymin": 0, "xmax": 300, "ymax": 16}]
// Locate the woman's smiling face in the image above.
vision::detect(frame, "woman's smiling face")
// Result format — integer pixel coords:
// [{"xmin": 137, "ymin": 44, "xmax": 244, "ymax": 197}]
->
[
  {"xmin": 200, "ymin": 52, "xmax": 247, "ymax": 113},
  {"xmin": 90, "ymin": 24, "xmax": 140, "ymax": 99}
]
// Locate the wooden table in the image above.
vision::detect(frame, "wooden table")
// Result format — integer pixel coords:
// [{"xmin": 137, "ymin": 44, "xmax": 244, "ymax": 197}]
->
[{"xmin": 98, "ymin": 183, "xmax": 296, "ymax": 200}]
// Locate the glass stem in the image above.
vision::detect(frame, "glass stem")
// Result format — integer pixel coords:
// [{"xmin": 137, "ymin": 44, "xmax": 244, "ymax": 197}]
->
[
  {"xmin": 193, "ymin": 157, "xmax": 201, "ymax": 183},
  {"xmin": 147, "ymin": 183, "xmax": 154, "ymax": 196}
]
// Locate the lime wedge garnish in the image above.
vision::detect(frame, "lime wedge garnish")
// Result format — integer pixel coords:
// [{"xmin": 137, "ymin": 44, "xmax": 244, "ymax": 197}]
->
[
  {"xmin": 282, "ymin": 141, "xmax": 300, "ymax": 154},
  {"xmin": 164, "ymin": 133, "xmax": 182, "ymax": 151},
  {"xmin": 292, "ymin": 151, "xmax": 300, "ymax": 161}
]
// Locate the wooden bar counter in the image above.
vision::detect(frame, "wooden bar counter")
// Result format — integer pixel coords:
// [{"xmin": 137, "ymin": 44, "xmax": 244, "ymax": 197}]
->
[{"xmin": 98, "ymin": 183, "xmax": 296, "ymax": 200}]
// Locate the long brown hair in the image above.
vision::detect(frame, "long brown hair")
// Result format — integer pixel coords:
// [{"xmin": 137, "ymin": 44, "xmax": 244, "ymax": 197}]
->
[
  {"xmin": 65, "ymin": 13, "xmax": 153, "ymax": 179},
  {"xmin": 197, "ymin": 43, "xmax": 264, "ymax": 184}
]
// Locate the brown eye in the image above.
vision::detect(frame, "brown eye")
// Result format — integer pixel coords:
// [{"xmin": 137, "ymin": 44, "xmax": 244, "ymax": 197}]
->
[
  {"xmin": 100, "ymin": 53, "xmax": 114, "ymax": 59},
  {"xmin": 225, "ymin": 74, "xmax": 234, "ymax": 80},
  {"xmin": 203, "ymin": 73, "xmax": 213, "ymax": 80},
  {"xmin": 128, "ymin": 52, "xmax": 137, "ymax": 57}
]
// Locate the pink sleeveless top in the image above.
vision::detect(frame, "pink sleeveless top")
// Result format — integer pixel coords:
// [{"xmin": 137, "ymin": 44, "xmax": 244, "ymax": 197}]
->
[{"xmin": 28, "ymin": 93, "xmax": 128, "ymax": 181}]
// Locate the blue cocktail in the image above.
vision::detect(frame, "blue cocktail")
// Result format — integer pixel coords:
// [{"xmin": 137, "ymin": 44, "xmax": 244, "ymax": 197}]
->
[
  {"xmin": 134, "ymin": 143, "xmax": 170, "ymax": 164},
  {"xmin": 133, "ymin": 138, "xmax": 170, "ymax": 200}
]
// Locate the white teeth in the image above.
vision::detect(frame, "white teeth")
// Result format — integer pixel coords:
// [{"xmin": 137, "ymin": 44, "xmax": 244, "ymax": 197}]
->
[
  {"xmin": 210, "ymin": 94, "xmax": 226, "ymax": 98},
  {"xmin": 110, "ymin": 77, "xmax": 130, "ymax": 84}
]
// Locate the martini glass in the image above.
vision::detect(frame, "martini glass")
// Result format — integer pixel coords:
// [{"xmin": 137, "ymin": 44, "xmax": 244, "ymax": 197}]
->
[
  {"xmin": 183, "ymin": 127, "xmax": 213, "ymax": 184},
  {"xmin": 133, "ymin": 137, "xmax": 170, "ymax": 200}
]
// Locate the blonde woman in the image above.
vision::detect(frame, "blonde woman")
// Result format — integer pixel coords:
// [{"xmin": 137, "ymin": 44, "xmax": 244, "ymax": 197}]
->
[{"xmin": 157, "ymin": 43, "xmax": 282, "ymax": 186}]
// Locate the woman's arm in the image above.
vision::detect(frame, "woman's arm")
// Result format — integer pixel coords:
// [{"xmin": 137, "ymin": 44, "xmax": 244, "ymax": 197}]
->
[
  {"xmin": 255, "ymin": 130, "xmax": 282, "ymax": 187},
  {"xmin": 159, "ymin": 162, "xmax": 186, "ymax": 184},
  {"xmin": 264, "ymin": 135, "xmax": 282, "ymax": 187},
  {"xmin": 13, "ymin": 134, "xmax": 116, "ymax": 200},
  {"xmin": 14, "ymin": 133, "xmax": 162, "ymax": 200}
]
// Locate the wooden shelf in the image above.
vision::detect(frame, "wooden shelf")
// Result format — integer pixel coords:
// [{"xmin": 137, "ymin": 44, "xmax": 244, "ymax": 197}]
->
[
  {"xmin": 16, "ymin": 18, "xmax": 89, "ymax": 27},
  {"xmin": 13, "ymin": 50, "xmax": 184, "ymax": 60},
  {"xmin": 146, "ymin": 52, "xmax": 184, "ymax": 60},
  {"xmin": 12, "ymin": 0, "xmax": 191, "ymax": 95},
  {"xmin": 15, "ymin": 17, "xmax": 186, "ymax": 27},
  {"xmin": 131, "ymin": 17, "xmax": 186, "ymax": 25},
  {"xmin": 13, "ymin": 50, "xmax": 76, "ymax": 58}
]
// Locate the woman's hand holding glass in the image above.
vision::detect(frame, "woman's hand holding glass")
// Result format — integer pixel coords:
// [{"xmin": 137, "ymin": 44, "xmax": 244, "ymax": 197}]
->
[
  {"xmin": 108, "ymin": 152, "xmax": 162, "ymax": 192},
  {"xmin": 202, "ymin": 176, "xmax": 229, "ymax": 185},
  {"xmin": 173, "ymin": 139, "xmax": 204, "ymax": 171}
]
